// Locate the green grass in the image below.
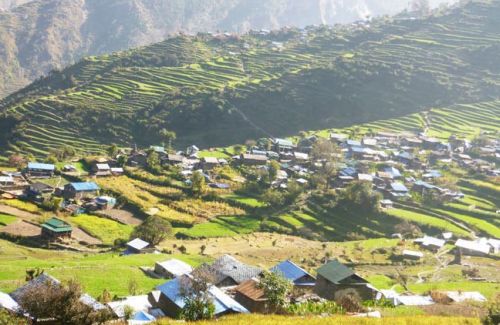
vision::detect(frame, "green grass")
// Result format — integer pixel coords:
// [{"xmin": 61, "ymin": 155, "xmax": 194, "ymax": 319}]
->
[
  {"xmin": 71, "ymin": 214, "xmax": 134, "ymax": 245},
  {"xmin": 0, "ymin": 239, "xmax": 210, "ymax": 297},
  {"xmin": 408, "ymin": 281, "xmax": 500, "ymax": 300},
  {"xmin": 0, "ymin": 214, "xmax": 17, "ymax": 226},
  {"xmin": 176, "ymin": 215, "xmax": 261, "ymax": 239},
  {"xmin": 0, "ymin": 199, "xmax": 41, "ymax": 214},
  {"xmin": 386, "ymin": 208, "xmax": 469, "ymax": 236},
  {"xmin": 222, "ymin": 194, "xmax": 266, "ymax": 208}
]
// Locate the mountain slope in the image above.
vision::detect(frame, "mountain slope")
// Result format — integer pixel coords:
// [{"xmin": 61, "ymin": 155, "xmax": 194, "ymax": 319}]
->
[
  {"xmin": 0, "ymin": 0, "xmax": 499, "ymax": 159},
  {"xmin": 0, "ymin": 0, "xmax": 457, "ymax": 98}
]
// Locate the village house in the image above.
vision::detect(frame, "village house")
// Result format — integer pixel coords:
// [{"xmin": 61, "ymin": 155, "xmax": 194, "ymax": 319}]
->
[
  {"xmin": 200, "ymin": 157, "xmax": 221, "ymax": 171},
  {"xmin": 63, "ymin": 182, "xmax": 100, "ymax": 200},
  {"xmin": 314, "ymin": 260, "xmax": 377, "ymax": 301},
  {"xmin": 204, "ymin": 255, "xmax": 262, "ymax": 288},
  {"xmin": 41, "ymin": 217, "xmax": 73, "ymax": 240},
  {"xmin": 107, "ymin": 295, "xmax": 159, "ymax": 321},
  {"xmin": 27, "ymin": 182, "xmax": 54, "ymax": 202},
  {"xmin": 233, "ymin": 278, "xmax": 268, "ymax": 313},
  {"xmin": 380, "ymin": 199, "xmax": 394, "ymax": 209},
  {"xmin": 0, "ymin": 175, "xmax": 14, "ymax": 187},
  {"xmin": 110, "ymin": 167, "xmax": 124, "ymax": 176},
  {"xmin": 126, "ymin": 238, "xmax": 152, "ymax": 255},
  {"xmin": 26, "ymin": 162, "xmax": 55, "ymax": 178},
  {"xmin": 95, "ymin": 196, "xmax": 117, "ymax": 210},
  {"xmin": 388, "ymin": 182, "xmax": 410, "ymax": 199},
  {"xmin": 273, "ymin": 138, "xmax": 295, "ymax": 153},
  {"xmin": 154, "ymin": 259, "xmax": 193, "ymax": 278},
  {"xmin": 128, "ymin": 151, "xmax": 148, "ymax": 167},
  {"xmin": 330, "ymin": 133, "xmax": 348, "ymax": 144},
  {"xmin": 240, "ymin": 154, "xmax": 268, "ymax": 166},
  {"xmin": 415, "ymin": 236, "xmax": 445, "ymax": 252},
  {"xmin": 163, "ymin": 153, "xmax": 185, "ymax": 166},
  {"xmin": 152, "ymin": 275, "xmax": 249, "ymax": 318},
  {"xmin": 0, "ymin": 291, "xmax": 19, "ymax": 315},
  {"xmin": 402, "ymin": 250, "xmax": 424, "ymax": 261},
  {"xmin": 91, "ymin": 163, "xmax": 111, "ymax": 177},
  {"xmin": 455, "ymin": 239, "xmax": 490, "ymax": 257},
  {"xmin": 270, "ymin": 260, "xmax": 316, "ymax": 288},
  {"xmin": 150, "ymin": 146, "xmax": 167, "ymax": 159}
]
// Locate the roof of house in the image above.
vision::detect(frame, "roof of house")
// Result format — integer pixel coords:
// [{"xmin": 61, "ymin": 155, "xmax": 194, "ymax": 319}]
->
[
  {"xmin": 270, "ymin": 260, "xmax": 315, "ymax": 284},
  {"xmin": 209, "ymin": 255, "xmax": 262, "ymax": 285},
  {"xmin": 155, "ymin": 259, "xmax": 193, "ymax": 277},
  {"xmin": 402, "ymin": 250, "xmax": 424, "ymax": 258},
  {"xmin": 68, "ymin": 182, "xmax": 100, "ymax": 192},
  {"xmin": 127, "ymin": 238, "xmax": 150, "ymax": 251},
  {"xmin": 0, "ymin": 176, "xmax": 14, "ymax": 183},
  {"xmin": 358, "ymin": 174, "xmax": 374, "ymax": 182},
  {"xmin": 346, "ymin": 140, "xmax": 361, "ymax": 147},
  {"xmin": 455, "ymin": 239, "xmax": 490, "ymax": 254},
  {"xmin": 390, "ymin": 182, "xmax": 409, "ymax": 192},
  {"xmin": 30, "ymin": 182, "xmax": 54, "ymax": 192},
  {"xmin": 202, "ymin": 157, "xmax": 219, "ymax": 164},
  {"xmin": 95, "ymin": 163, "xmax": 110, "ymax": 170},
  {"xmin": 151, "ymin": 146, "xmax": 166, "ymax": 153},
  {"xmin": 294, "ymin": 152, "xmax": 309, "ymax": 160},
  {"xmin": 28, "ymin": 162, "xmax": 55, "ymax": 171},
  {"xmin": 234, "ymin": 279, "xmax": 267, "ymax": 301},
  {"xmin": 395, "ymin": 295, "xmax": 434, "ymax": 306},
  {"xmin": 241, "ymin": 154, "xmax": 268, "ymax": 161},
  {"xmin": 316, "ymin": 260, "xmax": 356, "ymax": 284},
  {"xmin": 384, "ymin": 167, "xmax": 402, "ymax": 178},
  {"xmin": 157, "ymin": 276, "xmax": 249, "ymax": 315},
  {"xmin": 41, "ymin": 218, "xmax": 72, "ymax": 233},
  {"xmin": 274, "ymin": 138, "xmax": 294, "ymax": 148},
  {"xmin": 107, "ymin": 295, "xmax": 152, "ymax": 318},
  {"xmin": 0, "ymin": 291, "xmax": 19, "ymax": 312},
  {"xmin": 10, "ymin": 274, "xmax": 60, "ymax": 302},
  {"xmin": 445, "ymin": 291, "xmax": 486, "ymax": 303},
  {"xmin": 416, "ymin": 236, "xmax": 445, "ymax": 248}
]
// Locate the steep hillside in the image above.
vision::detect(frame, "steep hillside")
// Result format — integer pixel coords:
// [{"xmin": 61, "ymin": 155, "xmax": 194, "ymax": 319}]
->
[
  {"xmin": 0, "ymin": 0, "xmax": 499, "ymax": 159},
  {"xmin": 0, "ymin": 0, "xmax": 457, "ymax": 97}
]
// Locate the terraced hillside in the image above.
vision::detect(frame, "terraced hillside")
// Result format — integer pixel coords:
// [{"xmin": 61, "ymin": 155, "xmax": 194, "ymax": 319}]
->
[{"xmin": 1, "ymin": 1, "xmax": 500, "ymax": 159}]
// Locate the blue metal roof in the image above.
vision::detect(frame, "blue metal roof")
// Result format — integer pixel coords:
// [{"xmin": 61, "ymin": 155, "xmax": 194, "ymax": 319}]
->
[
  {"xmin": 347, "ymin": 140, "xmax": 361, "ymax": 147},
  {"xmin": 340, "ymin": 167, "xmax": 357, "ymax": 177},
  {"xmin": 157, "ymin": 277, "xmax": 248, "ymax": 315},
  {"xmin": 28, "ymin": 162, "xmax": 55, "ymax": 171},
  {"xmin": 69, "ymin": 182, "xmax": 100, "ymax": 192},
  {"xmin": 270, "ymin": 260, "xmax": 313, "ymax": 283},
  {"xmin": 414, "ymin": 181, "xmax": 436, "ymax": 189}
]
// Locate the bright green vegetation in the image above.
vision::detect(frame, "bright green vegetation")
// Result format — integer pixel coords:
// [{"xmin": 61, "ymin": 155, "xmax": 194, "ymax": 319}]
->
[
  {"xmin": 386, "ymin": 208, "xmax": 470, "ymax": 237},
  {"xmin": 221, "ymin": 194, "xmax": 267, "ymax": 208},
  {"xmin": 0, "ymin": 199, "xmax": 42, "ymax": 214},
  {"xmin": 2, "ymin": 1, "xmax": 500, "ymax": 157},
  {"xmin": 176, "ymin": 215, "xmax": 261, "ymax": 239},
  {"xmin": 0, "ymin": 214, "xmax": 16, "ymax": 226},
  {"xmin": 408, "ymin": 281, "xmax": 500, "ymax": 300},
  {"xmin": 0, "ymin": 239, "xmax": 210, "ymax": 297},
  {"xmin": 71, "ymin": 214, "xmax": 134, "ymax": 245}
]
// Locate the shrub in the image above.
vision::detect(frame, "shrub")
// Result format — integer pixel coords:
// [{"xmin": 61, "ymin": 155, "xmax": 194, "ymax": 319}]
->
[
  {"xmin": 334, "ymin": 289, "xmax": 366, "ymax": 313},
  {"xmin": 287, "ymin": 301, "xmax": 344, "ymax": 316}
]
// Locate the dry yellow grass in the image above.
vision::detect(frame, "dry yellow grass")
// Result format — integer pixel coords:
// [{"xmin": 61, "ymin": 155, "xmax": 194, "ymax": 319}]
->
[{"xmin": 155, "ymin": 314, "xmax": 480, "ymax": 325}]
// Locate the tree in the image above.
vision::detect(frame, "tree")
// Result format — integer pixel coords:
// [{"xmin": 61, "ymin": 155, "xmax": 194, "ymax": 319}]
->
[
  {"xmin": 8, "ymin": 154, "xmax": 26, "ymax": 169},
  {"xmin": 245, "ymin": 139, "xmax": 257, "ymax": 150},
  {"xmin": 107, "ymin": 144, "xmax": 119, "ymax": 158},
  {"xmin": 257, "ymin": 271, "xmax": 292, "ymax": 311},
  {"xmin": 159, "ymin": 128, "xmax": 177, "ymax": 150},
  {"xmin": 338, "ymin": 181, "xmax": 382, "ymax": 213},
  {"xmin": 233, "ymin": 144, "xmax": 244, "ymax": 155},
  {"xmin": 146, "ymin": 150, "xmax": 160, "ymax": 172},
  {"xmin": 394, "ymin": 220, "xmax": 422, "ymax": 239},
  {"xmin": 18, "ymin": 279, "xmax": 113, "ymax": 324},
  {"xmin": 131, "ymin": 215, "xmax": 172, "ymax": 245},
  {"xmin": 311, "ymin": 139, "xmax": 341, "ymax": 189},
  {"xmin": 179, "ymin": 269, "xmax": 216, "ymax": 321},
  {"xmin": 191, "ymin": 171, "xmax": 206, "ymax": 197},
  {"xmin": 268, "ymin": 160, "xmax": 281, "ymax": 182},
  {"xmin": 261, "ymin": 189, "xmax": 285, "ymax": 210},
  {"xmin": 334, "ymin": 288, "xmax": 365, "ymax": 313}
]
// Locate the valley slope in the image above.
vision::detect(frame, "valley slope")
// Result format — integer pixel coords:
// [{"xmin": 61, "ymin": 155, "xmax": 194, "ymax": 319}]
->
[{"xmin": 0, "ymin": 1, "xmax": 499, "ymax": 159}]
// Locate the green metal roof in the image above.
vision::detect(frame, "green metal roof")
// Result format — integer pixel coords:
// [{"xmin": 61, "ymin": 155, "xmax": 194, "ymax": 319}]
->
[
  {"xmin": 42, "ymin": 218, "xmax": 72, "ymax": 233},
  {"xmin": 316, "ymin": 260, "xmax": 354, "ymax": 284}
]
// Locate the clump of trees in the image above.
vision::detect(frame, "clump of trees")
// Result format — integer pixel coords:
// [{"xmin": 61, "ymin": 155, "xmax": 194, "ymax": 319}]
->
[
  {"xmin": 131, "ymin": 215, "xmax": 172, "ymax": 245},
  {"xmin": 179, "ymin": 269, "xmax": 216, "ymax": 321},
  {"xmin": 18, "ymin": 279, "xmax": 113, "ymax": 324},
  {"xmin": 337, "ymin": 181, "xmax": 382, "ymax": 213},
  {"xmin": 257, "ymin": 271, "xmax": 292, "ymax": 312},
  {"xmin": 191, "ymin": 171, "xmax": 207, "ymax": 197}
]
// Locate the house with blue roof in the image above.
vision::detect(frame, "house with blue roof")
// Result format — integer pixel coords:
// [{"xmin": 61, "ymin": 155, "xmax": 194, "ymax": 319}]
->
[
  {"xmin": 153, "ymin": 276, "xmax": 249, "ymax": 318},
  {"xmin": 389, "ymin": 182, "xmax": 410, "ymax": 198},
  {"xmin": 384, "ymin": 167, "xmax": 402, "ymax": 178},
  {"xmin": 26, "ymin": 162, "xmax": 55, "ymax": 178},
  {"xmin": 270, "ymin": 260, "xmax": 315, "ymax": 288},
  {"xmin": 63, "ymin": 182, "xmax": 100, "ymax": 199}
]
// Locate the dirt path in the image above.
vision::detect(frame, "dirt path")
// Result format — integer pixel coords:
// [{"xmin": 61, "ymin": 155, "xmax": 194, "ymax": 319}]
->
[{"xmin": 0, "ymin": 205, "xmax": 40, "ymax": 220}]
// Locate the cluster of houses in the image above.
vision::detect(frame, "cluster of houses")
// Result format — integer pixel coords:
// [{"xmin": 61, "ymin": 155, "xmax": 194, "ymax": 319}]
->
[{"xmin": 0, "ymin": 254, "xmax": 489, "ymax": 323}]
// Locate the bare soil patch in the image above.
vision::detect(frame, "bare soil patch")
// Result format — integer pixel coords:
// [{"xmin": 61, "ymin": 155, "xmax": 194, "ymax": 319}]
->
[
  {"xmin": 0, "ymin": 205, "xmax": 40, "ymax": 220},
  {"xmin": 0, "ymin": 220, "xmax": 40, "ymax": 237},
  {"xmin": 96, "ymin": 209, "xmax": 143, "ymax": 226},
  {"xmin": 71, "ymin": 227, "xmax": 102, "ymax": 245}
]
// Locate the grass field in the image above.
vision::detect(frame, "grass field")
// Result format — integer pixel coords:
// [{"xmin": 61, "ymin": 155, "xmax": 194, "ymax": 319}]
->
[
  {"xmin": 70, "ymin": 214, "xmax": 134, "ymax": 245},
  {"xmin": 0, "ymin": 214, "xmax": 17, "ymax": 226},
  {"xmin": 0, "ymin": 239, "xmax": 210, "ymax": 297},
  {"xmin": 176, "ymin": 215, "xmax": 261, "ymax": 239}
]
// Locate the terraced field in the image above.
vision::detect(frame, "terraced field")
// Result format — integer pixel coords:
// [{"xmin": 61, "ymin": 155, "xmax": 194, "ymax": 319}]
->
[{"xmin": 1, "ymin": 1, "xmax": 500, "ymax": 157}]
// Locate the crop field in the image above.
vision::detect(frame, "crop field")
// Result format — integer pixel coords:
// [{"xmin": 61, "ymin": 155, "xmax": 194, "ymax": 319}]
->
[
  {"xmin": 0, "ymin": 214, "xmax": 16, "ymax": 226},
  {"xmin": 70, "ymin": 214, "xmax": 134, "ymax": 245},
  {"xmin": 176, "ymin": 215, "xmax": 261, "ymax": 239}
]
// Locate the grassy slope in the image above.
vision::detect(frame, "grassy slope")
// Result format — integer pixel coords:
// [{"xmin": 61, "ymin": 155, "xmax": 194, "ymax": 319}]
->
[
  {"xmin": 0, "ymin": 239, "xmax": 210, "ymax": 297},
  {"xmin": 1, "ymin": 1, "xmax": 500, "ymax": 157}
]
